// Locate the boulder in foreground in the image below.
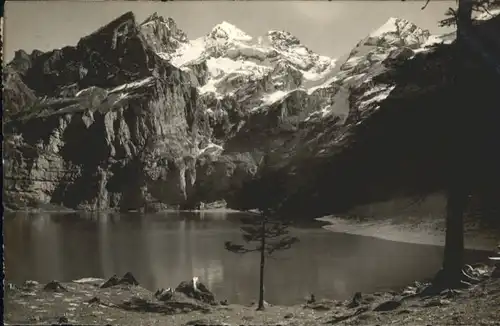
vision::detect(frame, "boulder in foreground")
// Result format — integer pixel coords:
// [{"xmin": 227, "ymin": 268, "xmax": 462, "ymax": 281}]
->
[
  {"xmin": 100, "ymin": 272, "xmax": 140, "ymax": 289},
  {"xmin": 175, "ymin": 277, "xmax": 216, "ymax": 305}
]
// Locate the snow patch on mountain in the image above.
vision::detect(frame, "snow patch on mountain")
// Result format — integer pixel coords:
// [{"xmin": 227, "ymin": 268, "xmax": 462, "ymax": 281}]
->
[
  {"xmin": 262, "ymin": 90, "xmax": 290, "ymax": 105},
  {"xmin": 413, "ymin": 32, "xmax": 455, "ymax": 54},
  {"xmin": 365, "ymin": 17, "xmax": 430, "ymax": 49},
  {"xmin": 169, "ymin": 38, "xmax": 206, "ymax": 66},
  {"xmin": 322, "ymin": 87, "xmax": 350, "ymax": 121},
  {"xmin": 198, "ymin": 142, "xmax": 224, "ymax": 156},
  {"xmin": 199, "ymin": 57, "xmax": 272, "ymax": 97},
  {"xmin": 152, "ymin": 17, "xmax": 337, "ymax": 104},
  {"xmin": 476, "ymin": 8, "xmax": 500, "ymax": 21},
  {"xmin": 140, "ymin": 14, "xmax": 453, "ymax": 129},
  {"xmin": 359, "ymin": 85, "xmax": 396, "ymax": 110},
  {"xmin": 303, "ymin": 17, "xmax": 447, "ymax": 123},
  {"xmin": 370, "ymin": 17, "xmax": 402, "ymax": 37},
  {"xmin": 209, "ymin": 21, "xmax": 253, "ymax": 42},
  {"xmin": 306, "ymin": 76, "xmax": 340, "ymax": 95},
  {"xmin": 109, "ymin": 77, "xmax": 155, "ymax": 93}
]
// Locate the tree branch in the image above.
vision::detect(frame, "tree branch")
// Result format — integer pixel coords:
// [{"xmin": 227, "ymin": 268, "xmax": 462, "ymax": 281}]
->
[
  {"xmin": 421, "ymin": 0, "xmax": 432, "ymax": 10},
  {"xmin": 266, "ymin": 236, "xmax": 300, "ymax": 254},
  {"xmin": 224, "ymin": 241, "xmax": 260, "ymax": 254}
]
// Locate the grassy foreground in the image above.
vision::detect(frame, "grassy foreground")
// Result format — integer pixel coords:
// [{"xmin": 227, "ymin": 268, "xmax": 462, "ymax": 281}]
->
[{"xmin": 4, "ymin": 265, "xmax": 500, "ymax": 326}]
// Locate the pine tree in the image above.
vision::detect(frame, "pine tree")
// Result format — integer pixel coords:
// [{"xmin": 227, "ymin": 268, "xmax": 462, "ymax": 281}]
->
[
  {"xmin": 225, "ymin": 208, "xmax": 299, "ymax": 311},
  {"xmin": 403, "ymin": 0, "xmax": 499, "ymax": 290},
  {"xmin": 439, "ymin": 0, "xmax": 500, "ymax": 27}
]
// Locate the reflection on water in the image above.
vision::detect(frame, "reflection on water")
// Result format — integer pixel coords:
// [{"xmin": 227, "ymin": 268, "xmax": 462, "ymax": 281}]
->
[{"xmin": 3, "ymin": 211, "xmax": 490, "ymax": 305}]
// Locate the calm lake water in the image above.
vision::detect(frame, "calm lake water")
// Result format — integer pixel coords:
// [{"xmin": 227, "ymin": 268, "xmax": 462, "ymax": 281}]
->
[{"xmin": 4, "ymin": 211, "xmax": 489, "ymax": 305}]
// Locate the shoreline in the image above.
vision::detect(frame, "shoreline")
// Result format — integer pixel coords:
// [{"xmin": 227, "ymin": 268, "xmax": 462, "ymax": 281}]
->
[
  {"xmin": 4, "ymin": 207, "xmax": 242, "ymax": 215},
  {"xmin": 7, "ymin": 207, "xmax": 498, "ymax": 251},
  {"xmin": 6, "ymin": 270, "xmax": 500, "ymax": 326},
  {"xmin": 317, "ymin": 215, "xmax": 500, "ymax": 252}
]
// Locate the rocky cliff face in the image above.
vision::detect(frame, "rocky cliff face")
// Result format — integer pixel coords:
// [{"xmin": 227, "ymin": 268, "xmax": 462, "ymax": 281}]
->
[
  {"xmin": 6, "ymin": 11, "xmax": 496, "ymax": 214},
  {"xmin": 4, "ymin": 12, "xmax": 211, "ymax": 211}
]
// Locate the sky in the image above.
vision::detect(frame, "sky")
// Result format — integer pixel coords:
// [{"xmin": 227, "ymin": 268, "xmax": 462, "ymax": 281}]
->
[{"xmin": 3, "ymin": 1, "xmax": 456, "ymax": 62}]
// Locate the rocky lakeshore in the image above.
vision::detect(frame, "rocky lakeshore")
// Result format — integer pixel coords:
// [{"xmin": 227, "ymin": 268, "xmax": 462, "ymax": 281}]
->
[
  {"xmin": 5, "ymin": 265, "xmax": 500, "ymax": 326},
  {"xmin": 319, "ymin": 215, "xmax": 500, "ymax": 252}
]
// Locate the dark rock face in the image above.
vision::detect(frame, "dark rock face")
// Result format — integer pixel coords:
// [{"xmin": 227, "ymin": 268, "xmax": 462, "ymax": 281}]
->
[
  {"xmin": 3, "ymin": 12, "xmax": 214, "ymax": 211},
  {"xmin": 4, "ymin": 11, "xmax": 500, "ymax": 217},
  {"xmin": 139, "ymin": 12, "xmax": 188, "ymax": 56},
  {"xmin": 3, "ymin": 67, "xmax": 37, "ymax": 120}
]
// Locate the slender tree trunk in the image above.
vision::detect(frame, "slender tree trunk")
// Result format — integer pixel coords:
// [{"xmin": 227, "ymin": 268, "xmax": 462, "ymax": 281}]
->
[
  {"xmin": 456, "ymin": 0, "xmax": 474, "ymax": 51},
  {"xmin": 442, "ymin": 185, "xmax": 468, "ymax": 286},
  {"xmin": 438, "ymin": 0, "xmax": 474, "ymax": 288},
  {"xmin": 457, "ymin": 0, "xmax": 473, "ymax": 33},
  {"xmin": 257, "ymin": 218, "xmax": 266, "ymax": 311}
]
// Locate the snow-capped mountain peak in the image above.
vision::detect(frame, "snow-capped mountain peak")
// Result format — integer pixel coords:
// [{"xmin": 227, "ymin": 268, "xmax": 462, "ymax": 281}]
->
[
  {"xmin": 148, "ymin": 15, "xmax": 444, "ymax": 118},
  {"xmin": 161, "ymin": 18, "xmax": 338, "ymax": 102},
  {"xmin": 365, "ymin": 17, "xmax": 430, "ymax": 49},
  {"xmin": 369, "ymin": 17, "xmax": 403, "ymax": 38},
  {"xmin": 208, "ymin": 21, "xmax": 253, "ymax": 42}
]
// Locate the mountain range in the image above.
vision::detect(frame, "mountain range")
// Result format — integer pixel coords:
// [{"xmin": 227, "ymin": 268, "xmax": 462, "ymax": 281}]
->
[{"xmin": 4, "ymin": 11, "xmax": 498, "ymax": 215}]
